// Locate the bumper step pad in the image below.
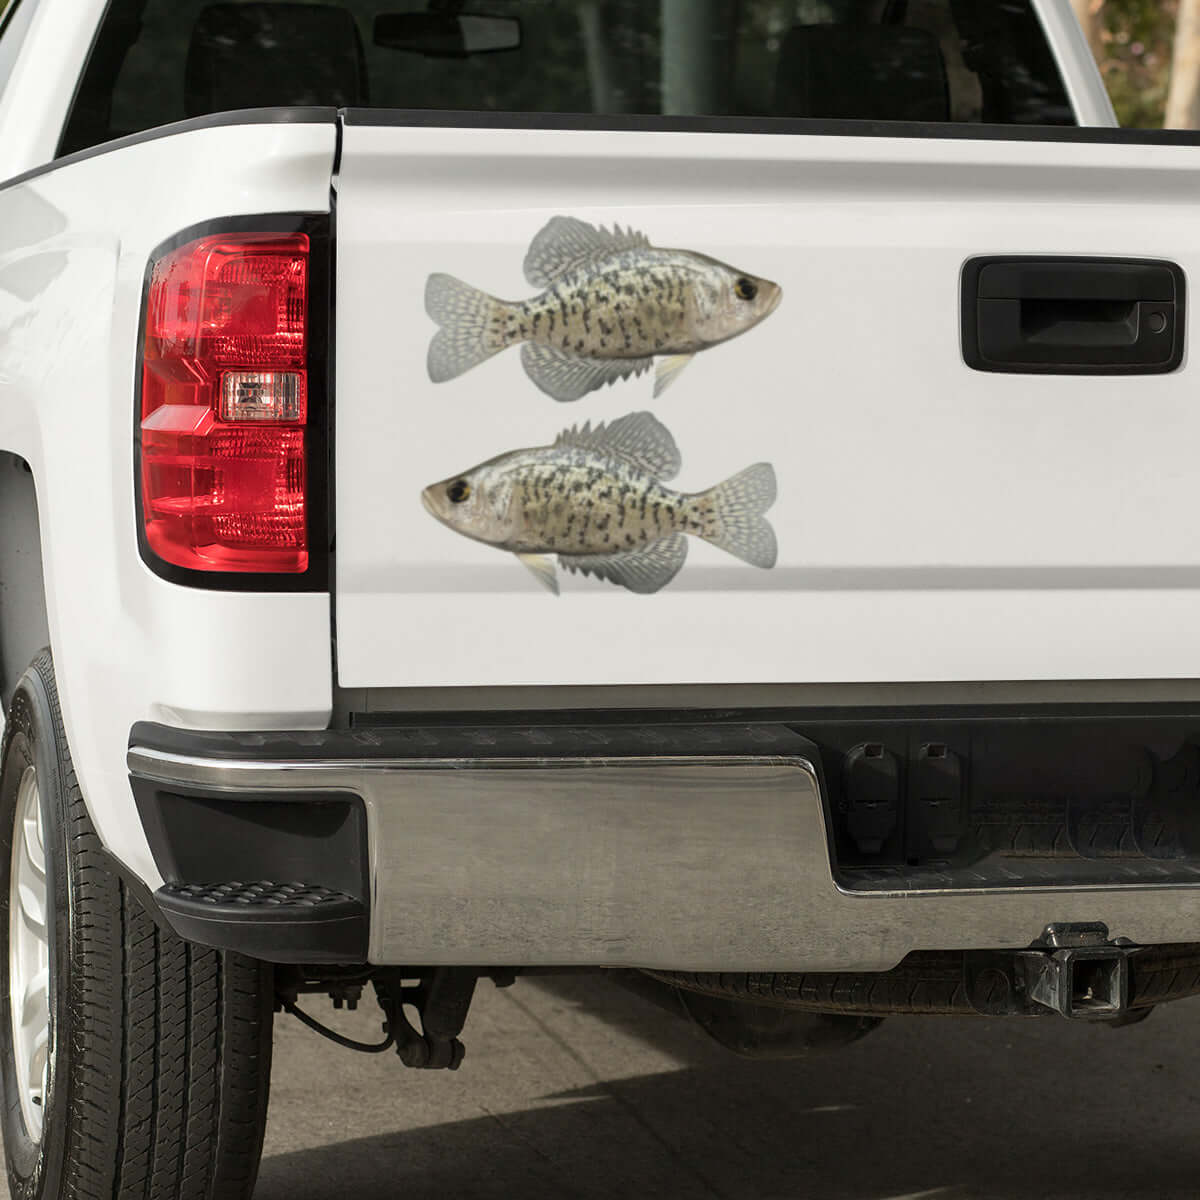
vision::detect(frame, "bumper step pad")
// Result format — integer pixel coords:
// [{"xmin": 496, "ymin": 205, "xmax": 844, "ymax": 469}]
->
[{"xmin": 156, "ymin": 881, "xmax": 367, "ymax": 963}]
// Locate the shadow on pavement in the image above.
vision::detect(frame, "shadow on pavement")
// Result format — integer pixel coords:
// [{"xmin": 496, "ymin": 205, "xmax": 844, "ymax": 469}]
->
[{"xmin": 255, "ymin": 973, "xmax": 1200, "ymax": 1200}]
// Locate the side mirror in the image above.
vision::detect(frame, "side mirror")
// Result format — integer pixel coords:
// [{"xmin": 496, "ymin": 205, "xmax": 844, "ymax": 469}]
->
[{"xmin": 374, "ymin": 12, "xmax": 522, "ymax": 58}]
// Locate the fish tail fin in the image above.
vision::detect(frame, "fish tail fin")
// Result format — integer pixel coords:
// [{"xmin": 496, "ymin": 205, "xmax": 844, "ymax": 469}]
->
[
  {"xmin": 697, "ymin": 463, "xmax": 778, "ymax": 568},
  {"xmin": 425, "ymin": 273, "xmax": 509, "ymax": 383}
]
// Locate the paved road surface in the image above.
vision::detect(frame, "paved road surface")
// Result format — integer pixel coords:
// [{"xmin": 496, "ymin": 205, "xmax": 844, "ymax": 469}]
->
[{"xmin": 250, "ymin": 973, "xmax": 1200, "ymax": 1200}]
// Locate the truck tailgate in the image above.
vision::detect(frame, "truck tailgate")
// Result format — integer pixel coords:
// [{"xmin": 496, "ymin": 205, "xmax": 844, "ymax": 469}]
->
[{"xmin": 333, "ymin": 118, "xmax": 1200, "ymax": 689}]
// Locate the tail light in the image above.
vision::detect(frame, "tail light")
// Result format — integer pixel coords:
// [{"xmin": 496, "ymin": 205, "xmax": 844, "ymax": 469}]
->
[{"xmin": 139, "ymin": 232, "xmax": 310, "ymax": 574}]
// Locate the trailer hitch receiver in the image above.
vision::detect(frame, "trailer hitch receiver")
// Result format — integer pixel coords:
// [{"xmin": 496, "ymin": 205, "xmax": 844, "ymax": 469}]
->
[{"xmin": 1016, "ymin": 924, "xmax": 1138, "ymax": 1021}]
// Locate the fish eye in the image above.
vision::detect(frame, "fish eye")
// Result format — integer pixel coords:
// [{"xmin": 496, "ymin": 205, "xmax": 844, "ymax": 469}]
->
[
  {"xmin": 735, "ymin": 277, "xmax": 758, "ymax": 301},
  {"xmin": 446, "ymin": 479, "xmax": 471, "ymax": 504}
]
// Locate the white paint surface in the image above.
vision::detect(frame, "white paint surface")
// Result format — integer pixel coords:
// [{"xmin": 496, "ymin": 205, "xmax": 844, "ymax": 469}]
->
[
  {"xmin": 335, "ymin": 125, "xmax": 1200, "ymax": 688},
  {"xmin": 0, "ymin": 120, "xmax": 338, "ymax": 883}
]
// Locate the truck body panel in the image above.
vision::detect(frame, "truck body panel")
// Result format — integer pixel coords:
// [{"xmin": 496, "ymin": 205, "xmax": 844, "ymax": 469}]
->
[
  {"xmin": 0, "ymin": 117, "xmax": 338, "ymax": 884},
  {"xmin": 13, "ymin": 2, "xmax": 1200, "ymax": 1185},
  {"xmin": 2, "ymin": 0, "xmax": 1200, "ymax": 977},
  {"xmin": 335, "ymin": 120, "xmax": 1200, "ymax": 689}
]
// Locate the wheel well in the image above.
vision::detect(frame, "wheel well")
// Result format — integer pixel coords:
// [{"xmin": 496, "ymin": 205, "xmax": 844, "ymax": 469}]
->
[{"xmin": 0, "ymin": 453, "xmax": 49, "ymax": 712}]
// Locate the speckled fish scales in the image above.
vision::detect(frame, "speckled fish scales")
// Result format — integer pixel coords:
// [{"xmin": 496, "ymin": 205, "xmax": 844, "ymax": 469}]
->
[
  {"xmin": 421, "ymin": 412, "xmax": 778, "ymax": 595},
  {"xmin": 425, "ymin": 217, "xmax": 782, "ymax": 401}
]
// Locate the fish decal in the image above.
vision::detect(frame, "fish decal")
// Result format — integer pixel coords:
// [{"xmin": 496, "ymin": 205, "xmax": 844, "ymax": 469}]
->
[
  {"xmin": 425, "ymin": 217, "xmax": 782, "ymax": 403},
  {"xmin": 421, "ymin": 411, "xmax": 777, "ymax": 595}
]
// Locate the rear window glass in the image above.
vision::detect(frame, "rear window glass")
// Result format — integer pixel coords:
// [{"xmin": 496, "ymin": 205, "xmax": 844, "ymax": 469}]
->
[{"xmin": 61, "ymin": 0, "xmax": 1074, "ymax": 156}]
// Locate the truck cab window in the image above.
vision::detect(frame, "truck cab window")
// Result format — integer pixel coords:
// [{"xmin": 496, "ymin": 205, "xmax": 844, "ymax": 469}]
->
[{"xmin": 61, "ymin": 0, "xmax": 1074, "ymax": 156}]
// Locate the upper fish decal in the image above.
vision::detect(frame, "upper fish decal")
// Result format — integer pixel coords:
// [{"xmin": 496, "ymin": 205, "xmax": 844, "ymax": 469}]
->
[
  {"xmin": 421, "ymin": 411, "xmax": 777, "ymax": 595},
  {"xmin": 425, "ymin": 216, "xmax": 783, "ymax": 403}
]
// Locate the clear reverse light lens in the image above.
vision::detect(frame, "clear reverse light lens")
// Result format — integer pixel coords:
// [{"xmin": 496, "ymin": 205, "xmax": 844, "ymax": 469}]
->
[{"xmin": 220, "ymin": 370, "xmax": 305, "ymax": 422}]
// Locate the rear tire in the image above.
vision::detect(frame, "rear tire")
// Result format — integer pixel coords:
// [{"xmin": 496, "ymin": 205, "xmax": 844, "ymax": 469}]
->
[{"xmin": 0, "ymin": 651, "xmax": 274, "ymax": 1200}]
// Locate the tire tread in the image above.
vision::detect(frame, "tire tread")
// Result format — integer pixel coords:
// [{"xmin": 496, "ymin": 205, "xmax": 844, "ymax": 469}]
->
[{"xmin": 8, "ymin": 651, "xmax": 272, "ymax": 1200}]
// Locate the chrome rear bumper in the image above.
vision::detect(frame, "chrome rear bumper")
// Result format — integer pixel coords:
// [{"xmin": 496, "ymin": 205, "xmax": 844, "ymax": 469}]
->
[{"xmin": 127, "ymin": 727, "xmax": 1200, "ymax": 972}]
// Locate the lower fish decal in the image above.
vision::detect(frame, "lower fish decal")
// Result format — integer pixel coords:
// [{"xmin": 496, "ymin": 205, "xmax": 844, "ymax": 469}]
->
[
  {"xmin": 425, "ymin": 216, "xmax": 782, "ymax": 403},
  {"xmin": 421, "ymin": 412, "xmax": 777, "ymax": 595}
]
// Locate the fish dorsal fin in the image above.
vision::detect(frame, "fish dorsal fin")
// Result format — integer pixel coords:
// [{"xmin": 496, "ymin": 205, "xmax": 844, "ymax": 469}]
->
[
  {"xmin": 555, "ymin": 411, "xmax": 682, "ymax": 481},
  {"xmin": 524, "ymin": 216, "xmax": 651, "ymax": 288},
  {"xmin": 561, "ymin": 534, "xmax": 688, "ymax": 595}
]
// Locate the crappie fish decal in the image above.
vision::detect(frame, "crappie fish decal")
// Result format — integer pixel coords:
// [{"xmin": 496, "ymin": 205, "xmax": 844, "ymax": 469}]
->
[
  {"xmin": 421, "ymin": 411, "xmax": 777, "ymax": 595},
  {"xmin": 425, "ymin": 217, "xmax": 782, "ymax": 403}
]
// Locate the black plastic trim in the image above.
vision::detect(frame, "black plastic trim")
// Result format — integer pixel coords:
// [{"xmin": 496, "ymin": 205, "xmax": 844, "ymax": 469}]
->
[
  {"xmin": 132, "ymin": 779, "xmax": 368, "ymax": 895},
  {"xmin": 0, "ymin": 106, "xmax": 337, "ymax": 194},
  {"xmin": 129, "ymin": 770, "xmax": 370, "ymax": 963},
  {"xmin": 962, "ymin": 255, "xmax": 1187, "ymax": 375},
  {"xmin": 130, "ymin": 718, "xmax": 814, "ymax": 762},
  {"xmin": 153, "ymin": 893, "xmax": 367, "ymax": 963},
  {"xmin": 131, "ymin": 702, "xmax": 1200, "ymax": 760},
  {"xmin": 133, "ymin": 212, "xmax": 331, "ymax": 593},
  {"xmin": 339, "ymin": 106, "xmax": 1200, "ymax": 146}
]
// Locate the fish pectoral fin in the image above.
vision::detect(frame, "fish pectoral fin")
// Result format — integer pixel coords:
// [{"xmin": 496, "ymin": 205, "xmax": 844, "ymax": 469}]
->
[
  {"xmin": 554, "ymin": 412, "xmax": 682, "ymax": 482},
  {"xmin": 516, "ymin": 553, "xmax": 560, "ymax": 595},
  {"xmin": 523, "ymin": 216, "xmax": 652, "ymax": 288},
  {"xmin": 521, "ymin": 343, "xmax": 650, "ymax": 403},
  {"xmin": 561, "ymin": 534, "xmax": 688, "ymax": 595},
  {"xmin": 654, "ymin": 353, "xmax": 695, "ymax": 398}
]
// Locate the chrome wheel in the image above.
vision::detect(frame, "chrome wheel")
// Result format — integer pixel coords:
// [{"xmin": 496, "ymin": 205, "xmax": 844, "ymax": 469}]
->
[{"xmin": 9, "ymin": 765, "xmax": 48, "ymax": 1141}]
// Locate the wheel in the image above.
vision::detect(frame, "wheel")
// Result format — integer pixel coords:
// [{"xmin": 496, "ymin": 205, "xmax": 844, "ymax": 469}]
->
[{"xmin": 0, "ymin": 651, "xmax": 274, "ymax": 1200}]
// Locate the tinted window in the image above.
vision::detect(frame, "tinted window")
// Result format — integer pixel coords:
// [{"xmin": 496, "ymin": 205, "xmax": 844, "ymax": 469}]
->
[
  {"xmin": 0, "ymin": 0, "xmax": 40, "ymax": 109},
  {"xmin": 62, "ymin": 0, "xmax": 1074, "ymax": 155}
]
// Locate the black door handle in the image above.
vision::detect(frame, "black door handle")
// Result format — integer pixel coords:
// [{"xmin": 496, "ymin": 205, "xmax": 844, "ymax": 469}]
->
[{"xmin": 962, "ymin": 257, "xmax": 1185, "ymax": 375}]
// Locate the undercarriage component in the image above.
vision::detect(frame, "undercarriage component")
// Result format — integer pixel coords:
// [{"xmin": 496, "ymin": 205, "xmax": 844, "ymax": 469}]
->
[
  {"xmin": 283, "ymin": 1000, "xmax": 396, "ymax": 1053},
  {"xmin": 275, "ymin": 966, "xmax": 482, "ymax": 1067},
  {"xmin": 646, "ymin": 935, "xmax": 1200, "ymax": 1020},
  {"xmin": 616, "ymin": 970, "xmax": 881, "ymax": 1058},
  {"xmin": 275, "ymin": 964, "xmax": 372, "ymax": 1012},
  {"xmin": 373, "ymin": 968, "xmax": 479, "ymax": 1070},
  {"xmin": 275, "ymin": 965, "xmax": 395, "ymax": 1052}
]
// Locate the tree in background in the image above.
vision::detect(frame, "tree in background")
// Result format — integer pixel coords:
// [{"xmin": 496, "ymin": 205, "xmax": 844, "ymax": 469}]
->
[
  {"xmin": 1071, "ymin": 0, "xmax": 1195, "ymax": 128},
  {"xmin": 1167, "ymin": 0, "xmax": 1200, "ymax": 126},
  {"xmin": 1072, "ymin": 0, "xmax": 1105, "ymax": 58}
]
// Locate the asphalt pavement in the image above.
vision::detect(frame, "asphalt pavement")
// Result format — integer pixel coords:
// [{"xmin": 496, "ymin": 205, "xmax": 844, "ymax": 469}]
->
[{"xmin": 252, "ymin": 972, "xmax": 1200, "ymax": 1200}]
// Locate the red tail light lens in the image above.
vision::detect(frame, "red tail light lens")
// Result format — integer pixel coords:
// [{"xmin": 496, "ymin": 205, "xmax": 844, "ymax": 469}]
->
[{"xmin": 140, "ymin": 232, "xmax": 310, "ymax": 574}]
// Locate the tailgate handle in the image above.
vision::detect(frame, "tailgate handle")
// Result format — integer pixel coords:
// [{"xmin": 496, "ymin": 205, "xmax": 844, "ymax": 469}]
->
[{"xmin": 962, "ymin": 257, "xmax": 1185, "ymax": 375}]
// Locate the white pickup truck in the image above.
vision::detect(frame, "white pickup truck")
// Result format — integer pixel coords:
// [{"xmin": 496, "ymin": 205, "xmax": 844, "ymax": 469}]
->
[{"xmin": 4, "ymin": 0, "xmax": 1200, "ymax": 1196}]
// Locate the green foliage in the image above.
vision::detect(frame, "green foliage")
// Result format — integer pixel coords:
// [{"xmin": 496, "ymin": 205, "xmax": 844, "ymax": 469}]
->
[{"xmin": 1095, "ymin": 0, "xmax": 1178, "ymax": 127}]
